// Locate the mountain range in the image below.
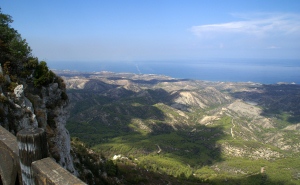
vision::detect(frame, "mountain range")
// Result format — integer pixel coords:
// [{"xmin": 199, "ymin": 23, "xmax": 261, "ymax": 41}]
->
[{"xmin": 57, "ymin": 70, "xmax": 300, "ymax": 185}]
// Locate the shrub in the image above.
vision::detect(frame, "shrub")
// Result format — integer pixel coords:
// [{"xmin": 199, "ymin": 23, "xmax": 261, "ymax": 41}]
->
[
  {"xmin": 7, "ymin": 82, "xmax": 17, "ymax": 92},
  {"xmin": 0, "ymin": 74, "xmax": 5, "ymax": 84},
  {"xmin": 24, "ymin": 57, "xmax": 38, "ymax": 69},
  {"xmin": 0, "ymin": 94, "xmax": 8, "ymax": 103},
  {"xmin": 105, "ymin": 160, "xmax": 118, "ymax": 176},
  {"xmin": 55, "ymin": 76, "xmax": 66, "ymax": 89},
  {"xmin": 61, "ymin": 91, "xmax": 68, "ymax": 101},
  {"xmin": 3, "ymin": 61, "xmax": 11, "ymax": 74},
  {"xmin": 33, "ymin": 61, "xmax": 55, "ymax": 87}
]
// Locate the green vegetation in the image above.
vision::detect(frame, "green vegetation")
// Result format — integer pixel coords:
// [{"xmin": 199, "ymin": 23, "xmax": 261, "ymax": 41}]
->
[
  {"xmin": 66, "ymin": 79, "xmax": 300, "ymax": 184},
  {"xmin": 2, "ymin": 6, "xmax": 298, "ymax": 185},
  {"xmin": 0, "ymin": 9, "xmax": 60, "ymax": 89},
  {"xmin": 69, "ymin": 118, "xmax": 300, "ymax": 184},
  {"xmin": 71, "ymin": 138, "xmax": 119, "ymax": 185},
  {"xmin": 33, "ymin": 61, "xmax": 55, "ymax": 87}
]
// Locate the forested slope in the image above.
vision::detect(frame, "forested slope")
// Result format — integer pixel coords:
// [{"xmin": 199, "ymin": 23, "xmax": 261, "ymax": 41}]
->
[{"xmin": 62, "ymin": 71, "xmax": 300, "ymax": 185}]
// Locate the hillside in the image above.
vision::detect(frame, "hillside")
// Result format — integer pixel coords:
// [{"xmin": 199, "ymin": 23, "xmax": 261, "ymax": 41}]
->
[
  {"xmin": 59, "ymin": 70, "xmax": 300, "ymax": 184},
  {"xmin": 2, "ymin": 7, "xmax": 299, "ymax": 185}
]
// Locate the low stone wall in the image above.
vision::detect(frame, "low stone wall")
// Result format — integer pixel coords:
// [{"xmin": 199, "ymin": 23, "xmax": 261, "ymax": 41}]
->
[
  {"xmin": 0, "ymin": 126, "xmax": 21, "ymax": 185},
  {"xmin": 0, "ymin": 126, "xmax": 86, "ymax": 185},
  {"xmin": 32, "ymin": 158, "xmax": 85, "ymax": 185}
]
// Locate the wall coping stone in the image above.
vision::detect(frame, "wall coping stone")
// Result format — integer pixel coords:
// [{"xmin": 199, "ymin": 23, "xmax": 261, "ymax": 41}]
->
[
  {"xmin": 32, "ymin": 158, "xmax": 86, "ymax": 185},
  {"xmin": 0, "ymin": 126, "xmax": 21, "ymax": 185}
]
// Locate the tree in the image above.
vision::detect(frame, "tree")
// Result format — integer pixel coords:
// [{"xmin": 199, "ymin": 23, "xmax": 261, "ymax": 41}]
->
[
  {"xmin": 0, "ymin": 9, "xmax": 57, "ymax": 87},
  {"xmin": 0, "ymin": 9, "xmax": 31, "ymax": 74},
  {"xmin": 33, "ymin": 61, "xmax": 55, "ymax": 87}
]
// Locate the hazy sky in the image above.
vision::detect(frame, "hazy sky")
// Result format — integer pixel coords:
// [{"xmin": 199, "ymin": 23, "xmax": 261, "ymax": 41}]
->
[{"xmin": 2, "ymin": 1, "xmax": 300, "ymax": 61}]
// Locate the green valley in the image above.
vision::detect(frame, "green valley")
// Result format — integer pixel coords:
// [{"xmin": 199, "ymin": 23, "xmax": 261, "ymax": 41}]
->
[{"xmin": 61, "ymin": 71, "xmax": 300, "ymax": 185}]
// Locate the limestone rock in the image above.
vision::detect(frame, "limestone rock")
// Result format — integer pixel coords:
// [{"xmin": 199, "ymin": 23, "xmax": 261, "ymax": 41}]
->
[
  {"xmin": 14, "ymin": 85, "xmax": 24, "ymax": 98},
  {"xmin": 0, "ymin": 80, "xmax": 77, "ymax": 176}
]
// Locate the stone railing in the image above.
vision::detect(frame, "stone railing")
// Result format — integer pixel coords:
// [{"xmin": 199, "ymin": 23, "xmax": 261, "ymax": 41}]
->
[{"xmin": 0, "ymin": 126, "xmax": 86, "ymax": 185}]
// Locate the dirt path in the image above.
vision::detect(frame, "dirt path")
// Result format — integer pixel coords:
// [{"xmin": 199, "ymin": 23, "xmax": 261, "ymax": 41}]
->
[
  {"xmin": 231, "ymin": 118, "xmax": 235, "ymax": 139},
  {"xmin": 156, "ymin": 144, "xmax": 162, "ymax": 154}
]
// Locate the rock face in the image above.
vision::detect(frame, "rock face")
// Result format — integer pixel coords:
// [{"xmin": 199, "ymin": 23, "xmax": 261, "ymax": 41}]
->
[{"xmin": 0, "ymin": 65, "xmax": 76, "ymax": 174}]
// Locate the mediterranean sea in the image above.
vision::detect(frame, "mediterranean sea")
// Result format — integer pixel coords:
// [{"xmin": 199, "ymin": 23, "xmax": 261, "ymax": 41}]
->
[{"xmin": 48, "ymin": 59, "xmax": 300, "ymax": 84}]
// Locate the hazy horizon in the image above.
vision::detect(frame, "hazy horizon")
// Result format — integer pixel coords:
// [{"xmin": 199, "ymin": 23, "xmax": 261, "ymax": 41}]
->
[{"xmin": 48, "ymin": 59, "xmax": 300, "ymax": 84}]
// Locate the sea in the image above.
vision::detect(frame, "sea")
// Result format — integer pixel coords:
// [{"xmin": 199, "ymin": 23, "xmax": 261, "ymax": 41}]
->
[{"xmin": 48, "ymin": 59, "xmax": 300, "ymax": 84}]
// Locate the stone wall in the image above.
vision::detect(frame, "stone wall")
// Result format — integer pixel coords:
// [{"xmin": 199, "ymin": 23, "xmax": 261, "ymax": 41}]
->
[
  {"xmin": 32, "ymin": 158, "xmax": 85, "ymax": 185},
  {"xmin": 0, "ymin": 126, "xmax": 85, "ymax": 185},
  {"xmin": 0, "ymin": 126, "xmax": 21, "ymax": 185}
]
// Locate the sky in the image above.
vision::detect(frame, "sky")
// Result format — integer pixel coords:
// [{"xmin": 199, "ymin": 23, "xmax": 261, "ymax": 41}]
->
[{"xmin": 1, "ymin": 0, "xmax": 300, "ymax": 62}]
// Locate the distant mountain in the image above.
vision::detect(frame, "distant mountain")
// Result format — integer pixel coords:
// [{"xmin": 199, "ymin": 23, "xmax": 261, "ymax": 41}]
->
[{"xmin": 58, "ymin": 70, "xmax": 300, "ymax": 185}]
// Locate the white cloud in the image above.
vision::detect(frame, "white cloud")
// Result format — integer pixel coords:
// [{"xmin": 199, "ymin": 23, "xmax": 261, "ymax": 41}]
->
[
  {"xmin": 191, "ymin": 13, "xmax": 300, "ymax": 39},
  {"xmin": 266, "ymin": 45, "xmax": 281, "ymax": 49}
]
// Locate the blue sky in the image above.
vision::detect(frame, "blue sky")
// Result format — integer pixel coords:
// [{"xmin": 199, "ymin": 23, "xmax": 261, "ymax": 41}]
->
[{"xmin": 1, "ymin": 0, "xmax": 300, "ymax": 62}]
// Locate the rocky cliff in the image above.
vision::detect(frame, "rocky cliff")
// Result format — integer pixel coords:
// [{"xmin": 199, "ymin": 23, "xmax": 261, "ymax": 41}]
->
[
  {"xmin": 0, "ymin": 10, "xmax": 76, "ymax": 174},
  {"xmin": 0, "ymin": 65, "xmax": 76, "ymax": 174}
]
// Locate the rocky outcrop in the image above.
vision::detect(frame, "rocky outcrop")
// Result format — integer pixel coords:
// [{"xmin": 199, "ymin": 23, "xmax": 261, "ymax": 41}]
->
[{"xmin": 0, "ymin": 65, "xmax": 76, "ymax": 175}]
